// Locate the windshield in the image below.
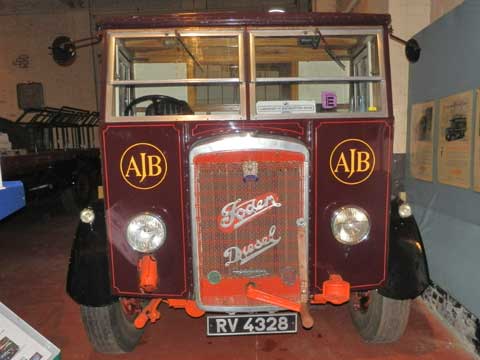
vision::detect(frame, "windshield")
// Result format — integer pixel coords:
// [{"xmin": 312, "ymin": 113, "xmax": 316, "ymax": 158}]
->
[{"xmin": 107, "ymin": 27, "xmax": 386, "ymax": 121}]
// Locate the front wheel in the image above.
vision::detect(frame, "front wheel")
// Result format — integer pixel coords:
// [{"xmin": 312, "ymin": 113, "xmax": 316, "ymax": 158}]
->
[
  {"xmin": 349, "ymin": 290, "xmax": 411, "ymax": 343},
  {"xmin": 80, "ymin": 300, "xmax": 144, "ymax": 353}
]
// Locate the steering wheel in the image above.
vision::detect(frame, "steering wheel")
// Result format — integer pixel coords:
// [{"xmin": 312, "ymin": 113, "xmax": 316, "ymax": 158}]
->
[{"xmin": 124, "ymin": 94, "xmax": 193, "ymax": 116}]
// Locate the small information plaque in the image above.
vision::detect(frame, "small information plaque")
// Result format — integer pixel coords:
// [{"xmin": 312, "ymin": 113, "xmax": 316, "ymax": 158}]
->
[
  {"xmin": 0, "ymin": 302, "xmax": 60, "ymax": 360},
  {"xmin": 256, "ymin": 100, "xmax": 316, "ymax": 115}
]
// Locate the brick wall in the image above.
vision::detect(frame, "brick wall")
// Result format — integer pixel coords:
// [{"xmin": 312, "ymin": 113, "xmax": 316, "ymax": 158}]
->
[{"xmin": 0, "ymin": 10, "xmax": 97, "ymax": 119}]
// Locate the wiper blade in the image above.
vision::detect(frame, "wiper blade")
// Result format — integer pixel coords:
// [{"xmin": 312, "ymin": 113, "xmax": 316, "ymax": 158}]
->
[
  {"xmin": 175, "ymin": 31, "xmax": 204, "ymax": 73},
  {"xmin": 315, "ymin": 29, "xmax": 346, "ymax": 71}
]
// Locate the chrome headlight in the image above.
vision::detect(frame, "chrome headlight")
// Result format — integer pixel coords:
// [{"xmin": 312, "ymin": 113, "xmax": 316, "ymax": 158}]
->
[
  {"xmin": 398, "ymin": 203, "xmax": 412, "ymax": 218},
  {"xmin": 331, "ymin": 206, "xmax": 370, "ymax": 245},
  {"xmin": 80, "ymin": 208, "xmax": 95, "ymax": 224},
  {"xmin": 126, "ymin": 213, "xmax": 166, "ymax": 253}
]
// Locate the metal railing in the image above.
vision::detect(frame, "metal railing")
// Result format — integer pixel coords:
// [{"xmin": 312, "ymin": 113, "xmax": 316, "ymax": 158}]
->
[{"xmin": 15, "ymin": 107, "xmax": 99, "ymax": 152}]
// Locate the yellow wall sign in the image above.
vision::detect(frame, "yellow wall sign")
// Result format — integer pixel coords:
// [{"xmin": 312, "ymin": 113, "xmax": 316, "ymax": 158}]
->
[
  {"xmin": 329, "ymin": 139, "xmax": 375, "ymax": 185},
  {"xmin": 120, "ymin": 143, "xmax": 168, "ymax": 190}
]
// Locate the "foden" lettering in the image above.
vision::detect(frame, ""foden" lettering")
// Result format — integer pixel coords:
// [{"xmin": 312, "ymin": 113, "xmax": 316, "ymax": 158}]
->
[{"xmin": 218, "ymin": 193, "xmax": 282, "ymax": 233}]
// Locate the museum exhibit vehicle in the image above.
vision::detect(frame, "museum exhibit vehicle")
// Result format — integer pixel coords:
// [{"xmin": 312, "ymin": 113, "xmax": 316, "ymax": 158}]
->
[
  {"xmin": 66, "ymin": 11, "xmax": 430, "ymax": 353},
  {"xmin": 0, "ymin": 107, "xmax": 100, "ymax": 210},
  {"xmin": 0, "ymin": 144, "xmax": 25, "ymax": 220}
]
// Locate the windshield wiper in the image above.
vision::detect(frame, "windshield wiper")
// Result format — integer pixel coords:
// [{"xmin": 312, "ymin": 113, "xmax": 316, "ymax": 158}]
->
[
  {"xmin": 175, "ymin": 31, "xmax": 204, "ymax": 73},
  {"xmin": 315, "ymin": 29, "xmax": 346, "ymax": 71}
]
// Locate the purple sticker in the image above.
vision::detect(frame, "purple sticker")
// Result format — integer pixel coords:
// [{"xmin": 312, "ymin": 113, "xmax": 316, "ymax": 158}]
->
[{"xmin": 322, "ymin": 91, "xmax": 337, "ymax": 109}]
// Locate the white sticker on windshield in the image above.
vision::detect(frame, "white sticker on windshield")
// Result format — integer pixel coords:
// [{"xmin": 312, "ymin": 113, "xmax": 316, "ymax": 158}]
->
[{"xmin": 256, "ymin": 100, "xmax": 316, "ymax": 114}]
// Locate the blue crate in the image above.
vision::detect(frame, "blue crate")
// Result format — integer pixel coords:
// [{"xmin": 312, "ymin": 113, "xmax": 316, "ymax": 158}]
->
[{"xmin": 0, "ymin": 181, "xmax": 26, "ymax": 220}]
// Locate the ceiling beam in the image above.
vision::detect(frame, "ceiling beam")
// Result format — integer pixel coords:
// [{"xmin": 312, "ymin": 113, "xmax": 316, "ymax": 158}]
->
[
  {"xmin": 58, "ymin": 0, "xmax": 86, "ymax": 8},
  {"xmin": 336, "ymin": 0, "xmax": 361, "ymax": 13}
]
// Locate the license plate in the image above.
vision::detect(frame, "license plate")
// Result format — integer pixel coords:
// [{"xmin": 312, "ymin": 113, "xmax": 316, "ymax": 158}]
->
[{"xmin": 207, "ymin": 313, "xmax": 297, "ymax": 336}]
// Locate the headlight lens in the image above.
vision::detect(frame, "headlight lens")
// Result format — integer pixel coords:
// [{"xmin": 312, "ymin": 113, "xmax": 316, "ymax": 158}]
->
[
  {"xmin": 126, "ymin": 213, "xmax": 166, "ymax": 253},
  {"xmin": 80, "ymin": 208, "xmax": 95, "ymax": 224},
  {"xmin": 398, "ymin": 203, "xmax": 412, "ymax": 218},
  {"xmin": 331, "ymin": 206, "xmax": 370, "ymax": 245}
]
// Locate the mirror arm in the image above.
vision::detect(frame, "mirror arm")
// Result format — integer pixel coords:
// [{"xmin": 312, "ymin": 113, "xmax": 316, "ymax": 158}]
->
[
  {"xmin": 73, "ymin": 35, "xmax": 103, "ymax": 49},
  {"xmin": 388, "ymin": 26, "xmax": 421, "ymax": 63}
]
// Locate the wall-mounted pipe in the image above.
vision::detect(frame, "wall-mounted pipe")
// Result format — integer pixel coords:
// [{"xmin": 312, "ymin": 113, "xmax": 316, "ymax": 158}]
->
[{"xmin": 343, "ymin": 0, "xmax": 361, "ymax": 13}]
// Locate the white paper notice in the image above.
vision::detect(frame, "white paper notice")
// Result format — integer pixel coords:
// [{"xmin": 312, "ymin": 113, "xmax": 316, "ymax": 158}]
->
[{"xmin": 256, "ymin": 100, "xmax": 316, "ymax": 115}]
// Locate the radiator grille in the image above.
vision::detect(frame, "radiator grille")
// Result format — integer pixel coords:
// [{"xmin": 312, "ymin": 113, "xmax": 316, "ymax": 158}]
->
[{"xmin": 191, "ymin": 138, "xmax": 308, "ymax": 311}]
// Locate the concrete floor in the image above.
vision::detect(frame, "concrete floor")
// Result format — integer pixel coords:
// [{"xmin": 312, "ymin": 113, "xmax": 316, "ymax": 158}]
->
[{"xmin": 0, "ymin": 208, "xmax": 476, "ymax": 360}]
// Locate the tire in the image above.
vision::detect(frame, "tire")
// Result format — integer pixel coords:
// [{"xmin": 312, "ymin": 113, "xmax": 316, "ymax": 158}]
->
[
  {"xmin": 73, "ymin": 171, "xmax": 93, "ymax": 208},
  {"xmin": 80, "ymin": 301, "xmax": 144, "ymax": 353},
  {"xmin": 349, "ymin": 291, "xmax": 411, "ymax": 343},
  {"xmin": 60, "ymin": 188, "xmax": 78, "ymax": 215}
]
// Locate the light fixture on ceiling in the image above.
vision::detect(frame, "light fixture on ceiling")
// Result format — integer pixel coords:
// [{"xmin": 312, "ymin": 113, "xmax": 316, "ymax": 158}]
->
[{"xmin": 268, "ymin": 8, "xmax": 285, "ymax": 13}]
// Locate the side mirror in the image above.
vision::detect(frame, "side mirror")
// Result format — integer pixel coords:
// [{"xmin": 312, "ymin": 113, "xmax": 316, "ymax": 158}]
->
[
  {"xmin": 49, "ymin": 35, "xmax": 101, "ymax": 66},
  {"xmin": 389, "ymin": 28, "xmax": 421, "ymax": 63},
  {"xmin": 405, "ymin": 38, "xmax": 421, "ymax": 63},
  {"xmin": 50, "ymin": 36, "xmax": 76, "ymax": 66}
]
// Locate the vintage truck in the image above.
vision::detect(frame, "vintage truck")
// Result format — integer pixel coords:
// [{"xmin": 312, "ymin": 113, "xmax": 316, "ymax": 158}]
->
[{"xmin": 66, "ymin": 11, "xmax": 429, "ymax": 353}]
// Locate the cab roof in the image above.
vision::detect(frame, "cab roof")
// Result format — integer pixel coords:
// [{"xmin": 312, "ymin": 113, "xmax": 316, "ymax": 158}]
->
[{"xmin": 97, "ymin": 11, "xmax": 391, "ymax": 31}]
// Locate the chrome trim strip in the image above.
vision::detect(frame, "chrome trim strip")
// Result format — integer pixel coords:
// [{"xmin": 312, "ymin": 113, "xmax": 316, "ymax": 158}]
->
[
  {"xmin": 105, "ymin": 32, "xmax": 115, "ymax": 122},
  {"xmin": 252, "ymin": 112, "xmax": 387, "ymax": 120},
  {"xmin": 254, "ymin": 76, "xmax": 383, "ymax": 83},
  {"xmin": 108, "ymin": 114, "xmax": 246, "ymax": 122},
  {"xmin": 248, "ymin": 27, "xmax": 382, "ymax": 37},
  {"xmin": 111, "ymin": 78, "xmax": 241, "ymax": 86},
  {"xmin": 248, "ymin": 32, "xmax": 256, "ymax": 120},
  {"xmin": 107, "ymin": 28, "xmax": 245, "ymax": 38},
  {"xmin": 189, "ymin": 133, "xmax": 310, "ymax": 313},
  {"xmin": 377, "ymin": 29, "xmax": 388, "ymax": 116},
  {"xmin": 238, "ymin": 32, "xmax": 247, "ymax": 119}
]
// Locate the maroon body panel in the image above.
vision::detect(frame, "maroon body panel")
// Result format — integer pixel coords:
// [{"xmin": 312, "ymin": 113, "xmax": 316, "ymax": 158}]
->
[
  {"xmin": 103, "ymin": 124, "xmax": 187, "ymax": 297},
  {"xmin": 313, "ymin": 120, "xmax": 392, "ymax": 290},
  {"xmin": 102, "ymin": 119, "xmax": 392, "ymax": 297}
]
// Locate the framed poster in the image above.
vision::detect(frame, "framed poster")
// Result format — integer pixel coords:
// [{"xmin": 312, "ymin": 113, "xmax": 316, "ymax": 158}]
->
[
  {"xmin": 410, "ymin": 101, "xmax": 435, "ymax": 181},
  {"xmin": 0, "ymin": 303, "xmax": 60, "ymax": 360},
  {"xmin": 474, "ymin": 89, "xmax": 480, "ymax": 192},
  {"xmin": 437, "ymin": 91, "xmax": 473, "ymax": 188}
]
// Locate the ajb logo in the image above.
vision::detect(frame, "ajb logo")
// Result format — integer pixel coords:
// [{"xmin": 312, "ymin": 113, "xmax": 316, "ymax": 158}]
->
[
  {"xmin": 120, "ymin": 143, "xmax": 167, "ymax": 190},
  {"xmin": 329, "ymin": 139, "xmax": 375, "ymax": 185}
]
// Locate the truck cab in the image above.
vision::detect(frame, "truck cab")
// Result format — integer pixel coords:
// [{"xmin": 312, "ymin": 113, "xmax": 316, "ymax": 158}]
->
[{"xmin": 66, "ymin": 11, "xmax": 429, "ymax": 353}]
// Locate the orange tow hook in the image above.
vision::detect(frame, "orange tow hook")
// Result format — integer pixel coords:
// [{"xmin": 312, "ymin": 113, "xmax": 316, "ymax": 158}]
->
[
  {"xmin": 166, "ymin": 299, "xmax": 205, "ymax": 318},
  {"xmin": 246, "ymin": 284, "xmax": 301, "ymax": 312},
  {"xmin": 138, "ymin": 255, "xmax": 158, "ymax": 293},
  {"xmin": 245, "ymin": 284, "xmax": 314, "ymax": 329},
  {"xmin": 134, "ymin": 298, "xmax": 162, "ymax": 329},
  {"xmin": 311, "ymin": 274, "xmax": 350, "ymax": 305}
]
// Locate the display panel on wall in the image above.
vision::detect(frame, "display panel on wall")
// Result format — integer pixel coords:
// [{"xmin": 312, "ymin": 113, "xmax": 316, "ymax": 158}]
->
[
  {"xmin": 475, "ymin": 89, "xmax": 480, "ymax": 192},
  {"xmin": 410, "ymin": 100, "xmax": 435, "ymax": 181},
  {"xmin": 437, "ymin": 91, "xmax": 473, "ymax": 189}
]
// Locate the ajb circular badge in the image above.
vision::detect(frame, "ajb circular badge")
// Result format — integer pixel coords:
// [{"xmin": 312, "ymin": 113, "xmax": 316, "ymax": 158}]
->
[
  {"xmin": 120, "ymin": 143, "xmax": 168, "ymax": 190},
  {"xmin": 329, "ymin": 139, "xmax": 375, "ymax": 185}
]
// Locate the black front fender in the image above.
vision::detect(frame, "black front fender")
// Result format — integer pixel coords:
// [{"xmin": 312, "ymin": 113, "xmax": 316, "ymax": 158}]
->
[
  {"xmin": 378, "ymin": 198, "xmax": 430, "ymax": 300},
  {"xmin": 66, "ymin": 201, "xmax": 116, "ymax": 306}
]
